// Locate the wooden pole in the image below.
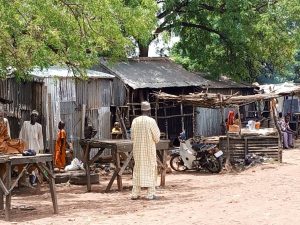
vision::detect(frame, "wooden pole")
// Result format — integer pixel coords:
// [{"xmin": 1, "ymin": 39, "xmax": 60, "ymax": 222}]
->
[
  {"xmin": 164, "ymin": 102, "xmax": 168, "ymax": 139},
  {"xmin": 180, "ymin": 103, "xmax": 184, "ymax": 132},
  {"xmin": 47, "ymin": 94, "xmax": 53, "ymax": 154},
  {"xmin": 155, "ymin": 99, "xmax": 158, "ymax": 122},
  {"xmin": 270, "ymin": 99, "xmax": 282, "ymax": 163},
  {"xmin": 237, "ymin": 105, "xmax": 242, "ymax": 136},
  {"xmin": 116, "ymin": 107, "xmax": 128, "ymax": 139},
  {"xmin": 81, "ymin": 104, "xmax": 86, "ymax": 139},
  {"xmin": 192, "ymin": 105, "xmax": 195, "ymax": 137}
]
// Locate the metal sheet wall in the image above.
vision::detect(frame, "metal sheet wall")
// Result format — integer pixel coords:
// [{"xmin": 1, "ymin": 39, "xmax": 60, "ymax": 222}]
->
[
  {"xmin": 195, "ymin": 107, "xmax": 234, "ymax": 137},
  {"xmin": 0, "ymin": 78, "xmax": 43, "ymax": 138},
  {"xmin": 43, "ymin": 77, "xmax": 113, "ymax": 158}
]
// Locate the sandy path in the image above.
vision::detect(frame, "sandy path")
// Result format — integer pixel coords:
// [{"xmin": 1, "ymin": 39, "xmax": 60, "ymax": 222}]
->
[{"xmin": 1, "ymin": 148, "xmax": 300, "ymax": 225}]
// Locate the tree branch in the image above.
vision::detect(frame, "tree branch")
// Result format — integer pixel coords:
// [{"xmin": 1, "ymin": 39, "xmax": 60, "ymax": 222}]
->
[
  {"xmin": 180, "ymin": 22, "xmax": 227, "ymax": 41},
  {"xmin": 255, "ymin": 0, "xmax": 279, "ymax": 12}
]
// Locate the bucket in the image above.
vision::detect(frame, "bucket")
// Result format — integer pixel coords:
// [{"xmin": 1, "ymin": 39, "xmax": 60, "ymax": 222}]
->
[{"xmin": 255, "ymin": 122, "xmax": 260, "ymax": 129}]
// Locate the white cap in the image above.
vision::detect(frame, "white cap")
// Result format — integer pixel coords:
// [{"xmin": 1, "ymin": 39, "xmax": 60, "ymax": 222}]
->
[{"xmin": 141, "ymin": 101, "xmax": 151, "ymax": 111}]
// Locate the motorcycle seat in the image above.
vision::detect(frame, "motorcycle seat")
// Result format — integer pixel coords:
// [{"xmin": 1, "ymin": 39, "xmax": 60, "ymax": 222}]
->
[{"xmin": 192, "ymin": 143, "xmax": 216, "ymax": 151}]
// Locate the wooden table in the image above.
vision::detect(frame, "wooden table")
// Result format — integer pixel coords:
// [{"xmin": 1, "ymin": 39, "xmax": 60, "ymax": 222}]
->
[
  {"xmin": 0, "ymin": 154, "xmax": 58, "ymax": 221},
  {"xmin": 79, "ymin": 139, "xmax": 170, "ymax": 192}
]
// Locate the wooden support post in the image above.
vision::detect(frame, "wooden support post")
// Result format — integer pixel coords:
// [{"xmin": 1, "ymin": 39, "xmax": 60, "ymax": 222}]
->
[
  {"xmin": 237, "ymin": 106, "xmax": 242, "ymax": 136},
  {"xmin": 160, "ymin": 150, "xmax": 167, "ymax": 187},
  {"xmin": 81, "ymin": 104, "xmax": 86, "ymax": 139},
  {"xmin": 115, "ymin": 147, "xmax": 123, "ymax": 191},
  {"xmin": 48, "ymin": 94, "xmax": 53, "ymax": 154},
  {"xmin": 84, "ymin": 144, "xmax": 91, "ymax": 192},
  {"xmin": 116, "ymin": 107, "xmax": 128, "ymax": 139},
  {"xmin": 164, "ymin": 102, "xmax": 168, "ymax": 139},
  {"xmin": 244, "ymin": 138, "xmax": 248, "ymax": 160},
  {"xmin": 5, "ymin": 161, "xmax": 11, "ymax": 221},
  {"xmin": 270, "ymin": 99, "xmax": 282, "ymax": 163},
  {"xmin": 180, "ymin": 103, "xmax": 184, "ymax": 132},
  {"xmin": 155, "ymin": 99, "xmax": 158, "ymax": 123},
  {"xmin": 192, "ymin": 105, "xmax": 195, "ymax": 137},
  {"xmin": 46, "ymin": 161, "xmax": 58, "ymax": 214},
  {"xmin": 105, "ymin": 168, "xmax": 120, "ymax": 193}
]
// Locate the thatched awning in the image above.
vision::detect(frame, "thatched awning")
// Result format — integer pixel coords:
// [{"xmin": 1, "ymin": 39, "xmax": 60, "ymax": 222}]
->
[{"xmin": 154, "ymin": 86, "xmax": 300, "ymax": 108}]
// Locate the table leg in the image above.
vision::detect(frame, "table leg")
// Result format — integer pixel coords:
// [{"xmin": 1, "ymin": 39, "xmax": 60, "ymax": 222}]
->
[
  {"xmin": 5, "ymin": 161, "xmax": 11, "ymax": 221},
  {"xmin": 105, "ymin": 148, "xmax": 122, "ymax": 193},
  {"xmin": 84, "ymin": 145, "xmax": 91, "ymax": 192},
  {"xmin": 115, "ymin": 148, "xmax": 123, "ymax": 191},
  {"xmin": 160, "ymin": 150, "xmax": 167, "ymax": 187},
  {"xmin": 0, "ymin": 190, "xmax": 2, "ymax": 211},
  {"xmin": 105, "ymin": 168, "xmax": 120, "ymax": 193},
  {"xmin": 0, "ymin": 164, "xmax": 5, "ymax": 210},
  {"xmin": 0, "ymin": 163, "xmax": 6, "ymax": 210},
  {"xmin": 46, "ymin": 162, "xmax": 58, "ymax": 214}
]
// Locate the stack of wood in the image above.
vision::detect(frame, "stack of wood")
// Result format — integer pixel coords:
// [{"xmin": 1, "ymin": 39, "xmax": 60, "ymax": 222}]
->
[{"xmin": 154, "ymin": 91, "xmax": 279, "ymax": 108}]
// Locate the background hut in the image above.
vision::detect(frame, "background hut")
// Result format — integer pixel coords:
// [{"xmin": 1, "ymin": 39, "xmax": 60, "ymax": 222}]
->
[
  {"xmin": 0, "ymin": 77, "xmax": 44, "ymax": 138},
  {"xmin": 1, "ymin": 67, "xmax": 114, "ymax": 158},
  {"xmin": 94, "ymin": 57, "xmax": 255, "ymax": 142},
  {"xmin": 31, "ymin": 67, "xmax": 114, "ymax": 157}
]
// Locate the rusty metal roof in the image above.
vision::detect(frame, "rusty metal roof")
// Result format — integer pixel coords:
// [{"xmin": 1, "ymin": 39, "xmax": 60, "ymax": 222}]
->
[
  {"xmin": 100, "ymin": 58, "xmax": 214, "ymax": 89},
  {"xmin": 31, "ymin": 66, "xmax": 114, "ymax": 79},
  {"xmin": 100, "ymin": 57, "xmax": 253, "ymax": 90}
]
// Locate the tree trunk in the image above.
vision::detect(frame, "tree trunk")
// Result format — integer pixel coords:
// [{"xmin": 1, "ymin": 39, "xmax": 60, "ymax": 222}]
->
[{"xmin": 138, "ymin": 43, "xmax": 149, "ymax": 57}]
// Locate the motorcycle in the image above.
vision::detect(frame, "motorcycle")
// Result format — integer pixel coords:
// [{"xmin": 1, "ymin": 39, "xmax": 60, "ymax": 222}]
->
[{"xmin": 170, "ymin": 134, "xmax": 223, "ymax": 173}]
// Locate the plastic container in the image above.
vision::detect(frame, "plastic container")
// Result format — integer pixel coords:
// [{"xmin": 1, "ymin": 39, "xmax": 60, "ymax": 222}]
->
[
  {"xmin": 247, "ymin": 120, "xmax": 255, "ymax": 130},
  {"xmin": 255, "ymin": 122, "xmax": 260, "ymax": 129}
]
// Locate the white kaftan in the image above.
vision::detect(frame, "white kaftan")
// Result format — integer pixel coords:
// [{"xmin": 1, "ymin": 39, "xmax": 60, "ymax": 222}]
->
[
  {"xmin": 131, "ymin": 115, "xmax": 160, "ymax": 187},
  {"xmin": 19, "ymin": 121, "xmax": 44, "ymax": 153},
  {"xmin": 3, "ymin": 118, "xmax": 10, "ymax": 138}
]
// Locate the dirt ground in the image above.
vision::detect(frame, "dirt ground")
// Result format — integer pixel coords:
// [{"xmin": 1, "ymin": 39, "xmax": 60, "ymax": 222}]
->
[{"xmin": 1, "ymin": 145, "xmax": 300, "ymax": 225}]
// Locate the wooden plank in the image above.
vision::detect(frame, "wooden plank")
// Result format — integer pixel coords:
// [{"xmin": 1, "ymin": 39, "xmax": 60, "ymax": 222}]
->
[
  {"xmin": 115, "ymin": 148, "xmax": 122, "ymax": 191},
  {"xmin": 5, "ymin": 161, "xmax": 11, "ymax": 221},
  {"xmin": 48, "ymin": 93, "xmax": 54, "ymax": 154},
  {"xmin": 105, "ymin": 168, "xmax": 120, "ymax": 193},
  {"xmin": 160, "ymin": 149, "xmax": 167, "ymax": 187},
  {"xmin": 46, "ymin": 162, "xmax": 58, "ymax": 214},
  {"xmin": 118, "ymin": 152, "xmax": 133, "ymax": 176},
  {"xmin": 81, "ymin": 104, "xmax": 86, "ymax": 139},
  {"xmin": 8, "ymin": 164, "xmax": 30, "ymax": 193}
]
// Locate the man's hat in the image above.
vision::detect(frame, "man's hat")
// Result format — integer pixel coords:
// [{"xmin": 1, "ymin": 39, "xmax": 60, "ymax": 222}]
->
[
  {"xmin": 31, "ymin": 110, "xmax": 39, "ymax": 116},
  {"xmin": 141, "ymin": 101, "xmax": 151, "ymax": 111}
]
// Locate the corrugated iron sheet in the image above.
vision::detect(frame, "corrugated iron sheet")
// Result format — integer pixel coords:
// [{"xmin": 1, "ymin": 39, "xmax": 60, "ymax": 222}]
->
[
  {"xmin": 100, "ymin": 58, "xmax": 254, "ymax": 90},
  {"xmin": 43, "ymin": 76, "xmax": 113, "ymax": 158}
]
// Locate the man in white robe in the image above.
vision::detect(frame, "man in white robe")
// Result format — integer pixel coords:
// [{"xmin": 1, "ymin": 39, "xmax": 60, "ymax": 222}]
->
[
  {"xmin": 19, "ymin": 110, "xmax": 44, "ymax": 153},
  {"xmin": 131, "ymin": 101, "xmax": 160, "ymax": 200}
]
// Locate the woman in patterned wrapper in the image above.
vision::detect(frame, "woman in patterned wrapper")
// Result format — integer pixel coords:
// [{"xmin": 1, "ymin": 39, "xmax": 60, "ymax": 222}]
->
[{"xmin": 54, "ymin": 121, "xmax": 70, "ymax": 172}]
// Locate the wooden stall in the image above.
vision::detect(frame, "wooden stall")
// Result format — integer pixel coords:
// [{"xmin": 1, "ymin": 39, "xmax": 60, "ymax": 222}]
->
[
  {"xmin": 155, "ymin": 89, "xmax": 300, "ymax": 164},
  {"xmin": 219, "ymin": 128, "xmax": 280, "ymax": 162},
  {"xmin": 0, "ymin": 154, "xmax": 58, "ymax": 221},
  {"xmin": 79, "ymin": 139, "xmax": 170, "ymax": 192}
]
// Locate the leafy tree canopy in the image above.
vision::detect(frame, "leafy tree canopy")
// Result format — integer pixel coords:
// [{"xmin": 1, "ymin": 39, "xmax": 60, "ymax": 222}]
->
[
  {"xmin": 0, "ymin": 0, "xmax": 157, "ymax": 79},
  {"xmin": 155, "ymin": 0, "xmax": 300, "ymax": 82}
]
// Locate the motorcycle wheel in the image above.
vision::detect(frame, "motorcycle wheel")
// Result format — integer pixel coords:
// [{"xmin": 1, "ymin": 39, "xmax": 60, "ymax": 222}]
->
[
  {"xmin": 170, "ymin": 154, "xmax": 187, "ymax": 172},
  {"xmin": 205, "ymin": 155, "xmax": 222, "ymax": 173}
]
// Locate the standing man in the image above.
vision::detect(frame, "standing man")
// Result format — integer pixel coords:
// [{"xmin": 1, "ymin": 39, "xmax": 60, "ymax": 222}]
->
[
  {"xmin": 19, "ymin": 110, "xmax": 44, "ymax": 153},
  {"xmin": 19, "ymin": 110, "xmax": 44, "ymax": 186},
  {"xmin": 131, "ymin": 101, "xmax": 160, "ymax": 200}
]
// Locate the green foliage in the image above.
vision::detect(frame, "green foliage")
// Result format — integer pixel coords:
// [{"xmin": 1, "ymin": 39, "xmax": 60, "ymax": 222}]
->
[
  {"xmin": 157, "ymin": 0, "xmax": 300, "ymax": 82},
  {"xmin": 0, "ymin": 0, "xmax": 157, "ymax": 79}
]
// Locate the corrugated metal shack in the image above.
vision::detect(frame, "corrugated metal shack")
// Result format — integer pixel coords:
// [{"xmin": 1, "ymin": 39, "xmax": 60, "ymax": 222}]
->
[
  {"xmin": 0, "ymin": 77, "xmax": 44, "ymax": 138},
  {"xmin": 31, "ymin": 67, "xmax": 114, "ymax": 158},
  {"xmin": 94, "ymin": 57, "xmax": 255, "ymax": 142}
]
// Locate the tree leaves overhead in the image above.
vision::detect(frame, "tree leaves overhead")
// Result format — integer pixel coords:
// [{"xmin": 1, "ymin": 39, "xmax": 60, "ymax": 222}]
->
[
  {"xmin": 0, "ymin": 0, "xmax": 157, "ymax": 79},
  {"xmin": 157, "ymin": 0, "xmax": 300, "ymax": 81}
]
